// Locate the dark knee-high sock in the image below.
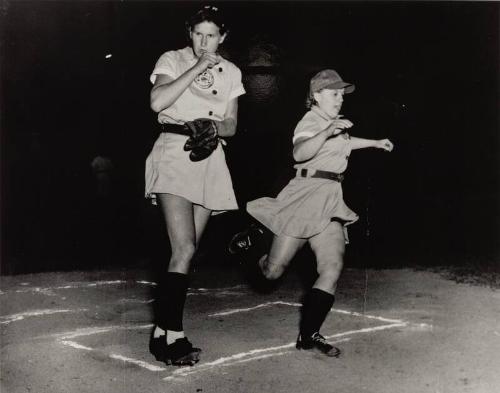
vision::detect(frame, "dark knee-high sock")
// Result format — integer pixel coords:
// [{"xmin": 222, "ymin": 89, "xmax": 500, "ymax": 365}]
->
[
  {"xmin": 299, "ymin": 288, "xmax": 335, "ymax": 338},
  {"xmin": 156, "ymin": 272, "xmax": 189, "ymax": 333}
]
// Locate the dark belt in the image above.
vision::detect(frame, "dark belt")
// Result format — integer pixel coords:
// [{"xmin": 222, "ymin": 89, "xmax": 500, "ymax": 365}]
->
[
  {"xmin": 159, "ymin": 123, "xmax": 191, "ymax": 136},
  {"xmin": 297, "ymin": 168, "xmax": 345, "ymax": 182}
]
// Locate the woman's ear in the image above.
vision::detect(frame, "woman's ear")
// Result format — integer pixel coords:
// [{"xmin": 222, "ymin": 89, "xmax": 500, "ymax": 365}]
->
[
  {"xmin": 219, "ymin": 32, "xmax": 227, "ymax": 44},
  {"xmin": 312, "ymin": 91, "xmax": 321, "ymax": 103}
]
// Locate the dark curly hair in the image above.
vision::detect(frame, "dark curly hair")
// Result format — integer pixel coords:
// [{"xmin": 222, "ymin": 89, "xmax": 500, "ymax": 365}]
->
[
  {"xmin": 186, "ymin": 5, "xmax": 228, "ymax": 35},
  {"xmin": 305, "ymin": 91, "xmax": 317, "ymax": 109}
]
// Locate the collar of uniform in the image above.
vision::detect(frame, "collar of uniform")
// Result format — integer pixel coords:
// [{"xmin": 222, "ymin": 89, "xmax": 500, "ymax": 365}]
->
[
  {"xmin": 180, "ymin": 46, "xmax": 197, "ymax": 63},
  {"xmin": 311, "ymin": 105, "xmax": 335, "ymax": 122}
]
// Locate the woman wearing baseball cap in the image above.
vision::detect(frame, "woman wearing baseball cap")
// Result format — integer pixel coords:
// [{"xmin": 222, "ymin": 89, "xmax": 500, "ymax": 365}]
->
[
  {"xmin": 145, "ymin": 5, "xmax": 245, "ymax": 366},
  {"xmin": 229, "ymin": 69, "xmax": 393, "ymax": 357}
]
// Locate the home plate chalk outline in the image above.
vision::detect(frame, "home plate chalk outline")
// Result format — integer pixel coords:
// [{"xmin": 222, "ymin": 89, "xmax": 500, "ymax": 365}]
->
[
  {"xmin": 46, "ymin": 298, "xmax": 431, "ymax": 381},
  {"xmin": 5, "ymin": 280, "xmax": 432, "ymax": 379},
  {"xmin": 163, "ymin": 302, "xmax": 432, "ymax": 381}
]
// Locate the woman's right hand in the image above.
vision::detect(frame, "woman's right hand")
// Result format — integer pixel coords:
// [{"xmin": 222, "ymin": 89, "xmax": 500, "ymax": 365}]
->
[{"xmin": 194, "ymin": 51, "xmax": 221, "ymax": 72}]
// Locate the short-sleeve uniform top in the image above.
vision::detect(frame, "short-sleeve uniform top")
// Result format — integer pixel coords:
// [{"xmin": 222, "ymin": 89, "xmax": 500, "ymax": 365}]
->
[
  {"xmin": 292, "ymin": 106, "xmax": 352, "ymax": 173},
  {"xmin": 247, "ymin": 105, "xmax": 359, "ymax": 239},
  {"xmin": 145, "ymin": 47, "xmax": 245, "ymax": 211}
]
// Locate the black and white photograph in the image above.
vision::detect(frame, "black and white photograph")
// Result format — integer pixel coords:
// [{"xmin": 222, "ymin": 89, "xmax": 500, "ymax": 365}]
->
[{"xmin": 1, "ymin": 1, "xmax": 499, "ymax": 392}]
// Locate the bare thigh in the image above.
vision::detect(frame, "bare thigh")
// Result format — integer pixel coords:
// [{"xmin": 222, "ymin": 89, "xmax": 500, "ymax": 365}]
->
[
  {"xmin": 261, "ymin": 234, "xmax": 307, "ymax": 280},
  {"xmin": 156, "ymin": 194, "xmax": 212, "ymax": 273},
  {"xmin": 308, "ymin": 221, "xmax": 345, "ymax": 294},
  {"xmin": 193, "ymin": 204, "xmax": 212, "ymax": 245}
]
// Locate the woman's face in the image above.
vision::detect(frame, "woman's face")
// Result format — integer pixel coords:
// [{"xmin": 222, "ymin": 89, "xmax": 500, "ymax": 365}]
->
[
  {"xmin": 314, "ymin": 88, "xmax": 345, "ymax": 119},
  {"xmin": 190, "ymin": 21, "xmax": 226, "ymax": 57}
]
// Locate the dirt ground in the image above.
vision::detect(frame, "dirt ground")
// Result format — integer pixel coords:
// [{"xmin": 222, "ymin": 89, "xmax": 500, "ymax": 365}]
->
[{"xmin": 1, "ymin": 264, "xmax": 499, "ymax": 393}]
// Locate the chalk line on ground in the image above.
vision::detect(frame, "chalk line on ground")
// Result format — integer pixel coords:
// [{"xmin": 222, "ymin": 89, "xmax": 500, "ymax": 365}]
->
[
  {"xmin": 109, "ymin": 354, "xmax": 167, "ymax": 372},
  {"xmin": 60, "ymin": 340, "xmax": 94, "ymax": 351},
  {"xmin": 1, "ymin": 281, "xmax": 247, "ymax": 296},
  {"xmin": 163, "ymin": 338, "xmax": 352, "ymax": 381},
  {"xmin": 208, "ymin": 301, "xmax": 406, "ymax": 324},
  {"xmin": 1, "ymin": 309, "xmax": 88, "ymax": 325},
  {"xmin": 32, "ymin": 293, "xmax": 430, "ymax": 380}
]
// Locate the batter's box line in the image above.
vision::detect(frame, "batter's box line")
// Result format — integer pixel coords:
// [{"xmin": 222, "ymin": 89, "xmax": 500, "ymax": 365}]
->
[
  {"xmin": 164, "ymin": 337, "xmax": 354, "ymax": 381},
  {"xmin": 161, "ymin": 302, "xmax": 417, "ymax": 381},
  {"xmin": 55, "ymin": 324, "xmax": 355, "ymax": 379},
  {"xmin": 208, "ymin": 301, "xmax": 405, "ymax": 324},
  {"xmin": 49, "ymin": 302, "xmax": 430, "ymax": 378},
  {"xmin": 54, "ymin": 323, "xmax": 168, "ymax": 372},
  {"xmin": 1, "ymin": 281, "xmax": 248, "ymax": 296},
  {"xmin": 163, "ymin": 324, "xmax": 405, "ymax": 382},
  {"xmin": 1, "ymin": 286, "xmax": 250, "ymax": 325},
  {"xmin": 0, "ymin": 308, "xmax": 89, "ymax": 325}
]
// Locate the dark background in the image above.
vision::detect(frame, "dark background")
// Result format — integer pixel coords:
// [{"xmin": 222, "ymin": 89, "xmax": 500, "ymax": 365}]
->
[{"xmin": 1, "ymin": 1, "xmax": 498, "ymax": 275}]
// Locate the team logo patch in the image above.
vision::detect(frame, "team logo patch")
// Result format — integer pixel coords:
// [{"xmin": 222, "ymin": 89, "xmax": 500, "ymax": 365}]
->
[{"xmin": 194, "ymin": 69, "xmax": 214, "ymax": 89}]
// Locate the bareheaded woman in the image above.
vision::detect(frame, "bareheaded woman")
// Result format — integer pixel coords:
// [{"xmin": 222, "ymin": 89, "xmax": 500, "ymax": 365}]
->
[{"xmin": 145, "ymin": 5, "xmax": 245, "ymax": 366}]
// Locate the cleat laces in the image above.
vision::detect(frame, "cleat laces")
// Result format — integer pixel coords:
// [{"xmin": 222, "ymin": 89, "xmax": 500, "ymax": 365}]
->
[{"xmin": 311, "ymin": 333, "xmax": 340, "ymax": 357}]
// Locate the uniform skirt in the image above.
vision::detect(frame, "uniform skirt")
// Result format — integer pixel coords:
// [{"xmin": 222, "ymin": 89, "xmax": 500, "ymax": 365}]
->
[
  {"xmin": 247, "ymin": 177, "xmax": 358, "ymax": 239},
  {"xmin": 145, "ymin": 132, "xmax": 238, "ymax": 212}
]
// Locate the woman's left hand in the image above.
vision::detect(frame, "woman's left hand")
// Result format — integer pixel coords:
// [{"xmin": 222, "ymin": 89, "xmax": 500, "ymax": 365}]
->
[{"xmin": 378, "ymin": 139, "xmax": 394, "ymax": 152}]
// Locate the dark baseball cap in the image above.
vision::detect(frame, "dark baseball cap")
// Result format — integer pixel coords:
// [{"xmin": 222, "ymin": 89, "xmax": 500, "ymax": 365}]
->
[{"xmin": 310, "ymin": 69, "xmax": 355, "ymax": 94}]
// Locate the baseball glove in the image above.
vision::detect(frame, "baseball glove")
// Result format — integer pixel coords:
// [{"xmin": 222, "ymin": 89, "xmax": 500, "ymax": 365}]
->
[{"xmin": 183, "ymin": 118, "xmax": 219, "ymax": 162}]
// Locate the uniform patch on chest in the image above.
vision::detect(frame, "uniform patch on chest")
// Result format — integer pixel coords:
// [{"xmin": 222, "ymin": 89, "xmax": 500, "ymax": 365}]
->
[{"xmin": 194, "ymin": 69, "xmax": 215, "ymax": 89}]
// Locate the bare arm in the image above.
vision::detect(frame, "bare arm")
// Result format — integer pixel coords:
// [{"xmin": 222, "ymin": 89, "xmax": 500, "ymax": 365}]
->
[
  {"xmin": 214, "ymin": 98, "xmax": 238, "ymax": 137},
  {"xmin": 150, "ymin": 52, "xmax": 221, "ymax": 113},
  {"xmin": 350, "ymin": 137, "xmax": 394, "ymax": 151},
  {"xmin": 293, "ymin": 118, "xmax": 353, "ymax": 162},
  {"xmin": 293, "ymin": 129, "xmax": 332, "ymax": 162}
]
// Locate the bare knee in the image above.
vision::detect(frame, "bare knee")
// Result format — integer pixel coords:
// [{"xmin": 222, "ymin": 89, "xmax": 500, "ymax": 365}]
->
[
  {"xmin": 169, "ymin": 242, "xmax": 196, "ymax": 272},
  {"xmin": 262, "ymin": 265, "xmax": 283, "ymax": 280},
  {"xmin": 320, "ymin": 256, "xmax": 343, "ymax": 275},
  {"xmin": 318, "ymin": 269, "xmax": 340, "ymax": 286},
  {"xmin": 315, "ymin": 259, "xmax": 344, "ymax": 292},
  {"xmin": 261, "ymin": 257, "xmax": 286, "ymax": 280}
]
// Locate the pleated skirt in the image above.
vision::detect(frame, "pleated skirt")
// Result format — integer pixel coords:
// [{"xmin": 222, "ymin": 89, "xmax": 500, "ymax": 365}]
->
[
  {"xmin": 247, "ymin": 177, "xmax": 358, "ymax": 239},
  {"xmin": 145, "ymin": 133, "xmax": 238, "ymax": 212}
]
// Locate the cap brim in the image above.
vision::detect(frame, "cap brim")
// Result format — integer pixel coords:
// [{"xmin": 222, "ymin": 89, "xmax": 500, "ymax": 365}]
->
[
  {"xmin": 344, "ymin": 84, "xmax": 355, "ymax": 94},
  {"xmin": 323, "ymin": 81, "xmax": 355, "ymax": 94}
]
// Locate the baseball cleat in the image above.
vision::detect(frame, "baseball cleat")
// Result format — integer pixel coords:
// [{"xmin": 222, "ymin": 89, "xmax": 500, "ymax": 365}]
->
[
  {"xmin": 296, "ymin": 332, "xmax": 341, "ymax": 358},
  {"xmin": 150, "ymin": 332, "xmax": 202, "ymax": 367}
]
